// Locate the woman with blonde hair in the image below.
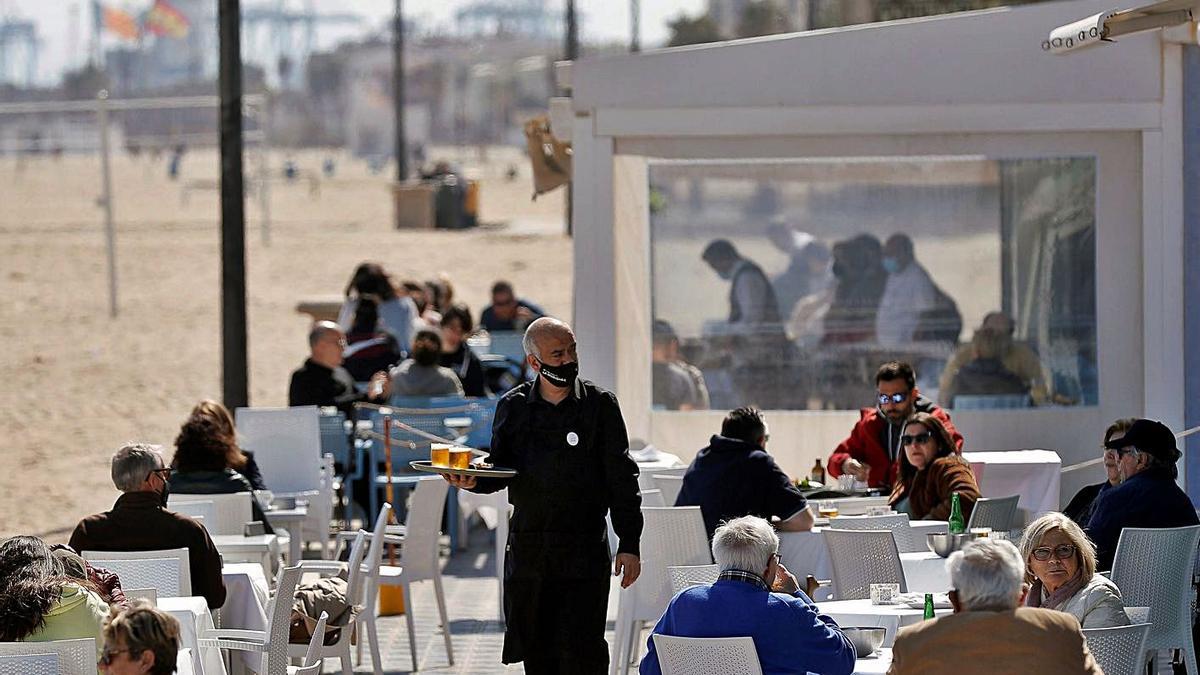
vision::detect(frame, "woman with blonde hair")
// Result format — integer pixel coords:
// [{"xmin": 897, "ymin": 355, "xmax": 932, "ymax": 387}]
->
[
  {"xmin": 98, "ymin": 602, "xmax": 181, "ymax": 675},
  {"xmin": 1018, "ymin": 512, "xmax": 1128, "ymax": 628}
]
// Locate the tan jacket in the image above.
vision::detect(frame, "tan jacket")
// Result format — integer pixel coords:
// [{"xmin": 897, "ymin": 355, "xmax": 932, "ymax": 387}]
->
[
  {"xmin": 888, "ymin": 455, "xmax": 980, "ymax": 521},
  {"xmin": 888, "ymin": 607, "xmax": 1102, "ymax": 675},
  {"xmin": 939, "ymin": 341, "xmax": 1050, "ymax": 405}
]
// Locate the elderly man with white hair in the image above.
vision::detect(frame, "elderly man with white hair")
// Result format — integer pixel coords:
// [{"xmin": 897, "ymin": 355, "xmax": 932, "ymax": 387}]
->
[
  {"xmin": 640, "ymin": 516, "xmax": 856, "ymax": 675},
  {"xmin": 888, "ymin": 539, "xmax": 1101, "ymax": 674}
]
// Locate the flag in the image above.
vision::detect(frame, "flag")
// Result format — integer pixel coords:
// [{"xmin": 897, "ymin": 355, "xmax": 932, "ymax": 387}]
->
[
  {"xmin": 145, "ymin": 0, "xmax": 190, "ymax": 39},
  {"xmin": 102, "ymin": 4, "xmax": 140, "ymax": 41}
]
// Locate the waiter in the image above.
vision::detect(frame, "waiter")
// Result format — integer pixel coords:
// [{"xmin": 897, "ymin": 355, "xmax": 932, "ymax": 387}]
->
[{"xmin": 444, "ymin": 317, "xmax": 642, "ymax": 673}]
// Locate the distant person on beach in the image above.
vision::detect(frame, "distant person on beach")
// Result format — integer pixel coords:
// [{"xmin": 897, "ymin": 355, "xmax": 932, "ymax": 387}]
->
[
  {"xmin": 439, "ymin": 304, "xmax": 489, "ymax": 397},
  {"xmin": 336, "ymin": 262, "xmax": 419, "ymax": 349},
  {"xmin": 389, "ymin": 329, "xmax": 464, "ymax": 398},
  {"xmin": 480, "ymin": 281, "xmax": 545, "ymax": 332},
  {"xmin": 289, "ymin": 321, "xmax": 390, "ymax": 421}
]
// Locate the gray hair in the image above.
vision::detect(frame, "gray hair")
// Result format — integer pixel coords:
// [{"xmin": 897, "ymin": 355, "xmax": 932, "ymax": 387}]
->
[
  {"xmin": 111, "ymin": 443, "xmax": 165, "ymax": 492},
  {"xmin": 946, "ymin": 539, "xmax": 1025, "ymax": 611},
  {"xmin": 308, "ymin": 320, "xmax": 341, "ymax": 348},
  {"xmin": 712, "ymin": 516, "xmax": 779, "ymax": 574},
  {"xmin": 522, "ymin": 317, "xmax": 571, "ymax": 359}
]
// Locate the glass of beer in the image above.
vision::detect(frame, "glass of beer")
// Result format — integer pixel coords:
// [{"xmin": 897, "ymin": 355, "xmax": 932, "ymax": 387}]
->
[
  {"xmin": 818, "ymin": 501, "xmax": 839, "ymax": 518},
  {"xmin": 431, "ymin": 443, "xmax": 452, "ymax": 468},
  {"xmin": 449, "ymin": 447, "xmax": 473, "ymax": 470}
]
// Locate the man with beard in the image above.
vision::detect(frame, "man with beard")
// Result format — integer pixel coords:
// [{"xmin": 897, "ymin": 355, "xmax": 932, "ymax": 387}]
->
[
  {"xmin": 827, "ymin": 361, "xmax": 963, "ymax": 489},
  {"xmin": 443, "ymin": 317, "xmax": 642, "ymax": 674}
]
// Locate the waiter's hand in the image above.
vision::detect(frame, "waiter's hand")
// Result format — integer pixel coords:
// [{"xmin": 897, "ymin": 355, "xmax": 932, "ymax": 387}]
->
[
  {"xmin": 442, "ymin": 473, "xmax": 477, "ymax": 489},
  {"xmin": 841, "ymin": 458, "xmax": 870, "ymax": 483},
  {"xmin": 614, "ymin": 553, "xmax": 640, "ymax": 588}
]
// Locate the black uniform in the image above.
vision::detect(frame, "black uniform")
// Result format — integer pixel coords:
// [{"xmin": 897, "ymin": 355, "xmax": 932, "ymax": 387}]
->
[{"xmin": 471, "ymin": 377, "xmax": 643, "ymax": 674}]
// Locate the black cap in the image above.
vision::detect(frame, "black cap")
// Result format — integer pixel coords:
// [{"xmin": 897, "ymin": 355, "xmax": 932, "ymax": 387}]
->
[{"xmin": 1103, "ymin": 418, "xmax": 1180, "ymax": 462}]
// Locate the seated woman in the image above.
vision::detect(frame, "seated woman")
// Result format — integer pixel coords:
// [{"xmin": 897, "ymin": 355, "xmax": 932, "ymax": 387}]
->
[
  {"xmin": 1063, "ymin": 418, "xmax": 1134, "ymax": 526},
  {"xmin": 0, "ymin": 536, "xmax": 109, "ymax": 652},
  {"xmin": 888, "ymin": 412, "xmax": 981, "ymax": 521},
  {"xmin": 439, "ymin": 304, "xmax": 488, "ymax": 397},
  {"xmin": 1019, "ymin": 512, "xmax": 1129, "ymax": 628},
  {"xmin": 344, "ymin": 299, "xmax": 405, "ymax": 384},
  {"xmin": 190, "ymin": 399, "xmax": 267, "ymax": 491},
  {"xmin": 169, "ymin": 415, "xmax": 273, "ymax": 533},
  {"xmin": 98, "ymin": 602, "xmax": 181, "ymax": 675}
]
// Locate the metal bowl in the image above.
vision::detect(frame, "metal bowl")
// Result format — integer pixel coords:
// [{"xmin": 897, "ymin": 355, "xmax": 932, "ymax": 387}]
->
[
  {"xmin": 842, "ymin": 627, "xmax": 886, "ymax": 658},
  {"xmin": 926, "ymin": 532, "xmax": 976, "ymax": 558}
]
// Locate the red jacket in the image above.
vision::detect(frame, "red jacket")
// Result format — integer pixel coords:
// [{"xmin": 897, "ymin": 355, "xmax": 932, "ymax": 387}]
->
[{"xmin": 827, "ymin": 398, "xmax": 963, "ymax": 488}]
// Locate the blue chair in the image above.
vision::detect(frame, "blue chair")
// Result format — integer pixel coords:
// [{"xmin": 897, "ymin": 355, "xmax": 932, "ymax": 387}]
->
[
  {"xmin": 318, "ymin": 410, "xmax": 351, "ymax": 469},
  {"xmin": 429, "ymin": 396, "xmax": 498, "ymax": 450}
]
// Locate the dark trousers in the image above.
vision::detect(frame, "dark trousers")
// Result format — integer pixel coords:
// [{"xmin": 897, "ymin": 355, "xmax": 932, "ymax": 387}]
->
[{"xmin": 504, "ymin": 574, "xmax": 611, "ymax": 674}]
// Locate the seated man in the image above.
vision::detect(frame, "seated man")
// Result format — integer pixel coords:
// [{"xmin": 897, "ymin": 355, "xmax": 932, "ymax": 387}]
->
[
  {"xmin": 69, "ymin": 443, "xmax": 226, "ymax": 610},
  {"xmin": 640, "ymin": 516, "xmax": 855, "ymax": 675},
  {"xmin": 479, "ymin": 280, "xmax": 545, "ymax": 332},
  {"xmin": 889, "ymin": 539, "xmax": 1101, "ymax": 674},
  {"xmin": 651, "ymin": 319, "xmax": 708, "ymax": 411},
  {"xmin": 677, "ymin": 407, "xmax": 813, "ymax": 539},
  {"xmin": 938, "ymin": 312, "xmax": 1050, "ymax": 405},
  {"xmin": 1085, "ymin": 418, "xmax": 1199, "ymax": 571},
  {"xmin": 289, "ymin": 321, "xmax": 390, "ymax": 420},
  {"xmin": 828, "ymin": 361, "xmax": 963, "ymax": 489},
  {"xmin": 389, "ymin": 329, "xmax": 464, "ymax": 397}
]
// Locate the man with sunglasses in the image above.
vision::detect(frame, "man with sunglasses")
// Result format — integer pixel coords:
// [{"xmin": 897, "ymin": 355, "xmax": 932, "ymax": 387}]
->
[
  {"xmin": 828, "ymin": 361, "xmax": 963, "ymax": 489},
  {"xmin": 480, "ymin": 280, "xmax": 545, "ymax": 332},
  {"xmin": 1084, "ymin": 418, "xmax": 1198, "ymax": 571}
]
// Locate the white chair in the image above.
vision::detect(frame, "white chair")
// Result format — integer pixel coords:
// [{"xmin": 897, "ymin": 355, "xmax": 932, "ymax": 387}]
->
[
  {"xmin": 305, "ymin": 453, "xmax": 337, "ymax": 558},
  {"xmin": 641, "ymin": 489, "xmax": 666, "ymax": 508},
  {"xmin": 0, "ymin": 639, "xmax": 95, "ymax": 675},
  {"xmin": 170, "ymin": 499, "xmax": 216, "ymax": 526},
  {"xmin": 830, "ymin": 513, "xmax": 919, "ymax": 553},
  {"xmin": 612, "ymin": 506, "xmax": 711, "ymax": 675},
  {"xmin": 457, "ymin": 488, "xmax": 509, "ymax": 623},
  {"xmin": 1083, "ymin": 623, "xmax": 1151, "ymax": 675},
  {"xmin": 0, "ymin": 652, "xmax": 60, "ymax": 675},
  {"xmin": 1126, "ymin": 605, "xmax": 1151, "ymax": 624},
  {"xmin": 174, "ymin": 648, "xmax": 195, "ymax": 675},
  {"xmin": 288, "ymin": 529, "xmax": 371, "ymax": 674},
  {"xmin": 1111, "ymin": 525, "xmax": 1200, "ymax": 675},
  {"xmin": 236, "ymin": 406, "xmax": 323, "ymax": 497},
  {"xmin": 363, "ymin": 478, "xmax": 455, "ymax": 673},
  {"xmin": 82, "ymin": 548, "xmax": 191, "ymax": 598},
  {"xmin": 169, "ymin": 493, "xmax": 254, "ymax": 536},
  {"xmin": 667, "ymin": 564, "xmax": 719, "ymax": 596},
  {"xmin": 654, "ymin": 474, "xmax": 685, "ymax": 507},
  {"xmin": 823, "ymin": 529, "xmax": 907, "ymax": 600},
  {"xmin": 291, "ymin": 611, "xmax": 330, "ymax": 675},
  {"xmin": 123, "ymin": 587, "xmax": 158, "ymax": 606},
  {"xmin": 966, "ymin": 495, "xmax": 1019, "ymax": 532},
  {"xmin": 650, "ymin": 635, "xmax": 763, "ymax": 675},
  {"xmin": 638, "ymin": 467, "xmax": 686, "ymax": 493},
  {"xmin": 200, "ymin": 564, "xmax": 303, "ymax": 675}
]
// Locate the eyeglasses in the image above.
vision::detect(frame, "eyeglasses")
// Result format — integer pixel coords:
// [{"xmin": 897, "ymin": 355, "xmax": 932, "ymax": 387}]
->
[
  {"xmin": 1110, "ymin": 446, "xmax": 1139, "ymax": 459},
  {"xmin": 901, "ymin": 431, "xmax": 933, "ymax": 446},
  {"xmin": 145, "ymin": 467, "xmax": 171, "ymax": 482},
  {"xmin": 877, "ymin": 392, "xmax": 909, "ymax": 405},
  {"xmin": 1031, "ymin": 544, "xmax": 1077, "ymax": 561},
  {"xmin": 98, "ymin": 648, "xmax": 132, "ymax": 665}
]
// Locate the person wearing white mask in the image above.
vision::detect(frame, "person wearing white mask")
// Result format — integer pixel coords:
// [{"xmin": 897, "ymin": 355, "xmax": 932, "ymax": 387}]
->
[{"xmin": 875, "ymin": 233, "xmax": 942, "ymax": 347}]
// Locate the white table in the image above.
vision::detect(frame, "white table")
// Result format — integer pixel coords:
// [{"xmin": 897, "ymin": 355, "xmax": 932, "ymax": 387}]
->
[
  {"xmin": 160, "ymin": 596, "xmax": 228, "ymax": 675},
  {"xmin": 818, "ymin": 598, "xmax": 951, "ymax": 647},
  {"xmin": 963, "ymin": 450, "xmax": 1061, "ymax": 522},
  {"xmin": 900, "ymin": 552, "xmax": 951, "ymax": 592},
  {"xmin": 853, "ymin": 647, "xmax": 893, "ymax": 674},
  {"xmin": 221, "ymin": 563, "xmax": 272, "ymax": 672},
  {"xmin": 264, "ymin": 505, "xmax": 308, "ymax": 563},
  {"xmin": 212, "ymin": 534, "xmax": 279, "ymax": 577}
]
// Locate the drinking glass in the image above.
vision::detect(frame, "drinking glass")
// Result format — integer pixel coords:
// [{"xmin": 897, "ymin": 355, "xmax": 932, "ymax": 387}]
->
[
  {"xmin": 449, "ymin": 447, "xmax": 473, "ymax": 470},
  {"xmin": 431, "ymin": 443, "xmax": 452, "ymax": 468}
]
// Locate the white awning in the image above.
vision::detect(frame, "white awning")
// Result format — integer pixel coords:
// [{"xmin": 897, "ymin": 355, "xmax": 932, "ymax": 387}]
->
[{"xmin": 1045, "ymin": 0, "xmax": 1195, "ymax": 53}]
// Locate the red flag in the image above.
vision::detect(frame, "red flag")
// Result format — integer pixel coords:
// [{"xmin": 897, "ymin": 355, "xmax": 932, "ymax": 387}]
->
[
  {"xmin": 145, "ymin": 0, "xmax": 189, "ymax": 39},
  {"xmin": 102, "ymin": 4, "xmax": 140, "ymax": 41}
]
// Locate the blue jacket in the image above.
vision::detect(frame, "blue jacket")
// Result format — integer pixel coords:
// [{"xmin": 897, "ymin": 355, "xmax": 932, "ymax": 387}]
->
[
  {"xmin": 1085, "ymin": 466, "xmax": 1199, "ymax": 571},
  {"xmin": 639, "ymin": 579, "xmax": 856, "ymax": 675}
]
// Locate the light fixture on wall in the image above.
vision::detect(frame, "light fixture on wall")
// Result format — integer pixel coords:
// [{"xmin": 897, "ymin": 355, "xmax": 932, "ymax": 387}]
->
[{"xmin": 1043, "ymin": 0, "xmax": 1195, "ymax": 54}]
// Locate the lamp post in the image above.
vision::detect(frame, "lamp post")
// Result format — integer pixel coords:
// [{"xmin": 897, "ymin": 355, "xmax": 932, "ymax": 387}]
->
[
  {"xmin": 218, "ymin": 0, "xmax": 248, "ymax": 409},
  {"xmin": 394, "ymin": 0, "xmax": 407, "ymax": 182}
]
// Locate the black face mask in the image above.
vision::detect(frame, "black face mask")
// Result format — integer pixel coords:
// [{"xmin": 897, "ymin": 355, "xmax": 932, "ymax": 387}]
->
[
  {"xmin": 158, "ymin": 478, "xmax": 171, "ymax": 507},
  {"xmin": 535, "ymin": 358, "xmax": 578, "ymax": 390}
]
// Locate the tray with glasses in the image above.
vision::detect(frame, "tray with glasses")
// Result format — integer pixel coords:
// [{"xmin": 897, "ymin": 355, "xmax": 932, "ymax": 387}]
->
[
  {"xmin": 410, "ymin": 461, "xmax": 517, "ymax": 478},
  {"xmin": 409, "ymin": 443, "xmax": 515, "ymax": 477}
]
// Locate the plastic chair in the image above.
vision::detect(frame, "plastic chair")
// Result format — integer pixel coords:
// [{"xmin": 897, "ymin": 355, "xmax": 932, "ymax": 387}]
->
[
  {"xmin": 429, "ymin": 396, "xmax": 498, "ymax": 449},
  {"xmin": 288, "ymin": 530, "xmax": 370, "ymax": 674},
  {"xmin": 0, "ymin": 639, "xmax": 95, "ymax": 675},
  {"xmin": 236, "ymin": 406, "xmax": 323, "ymax": 496},
  {"xmin": 364, "ymin": 406, "xmax": 447, "ymax": 521},
  {"xmin": 123, "ymin": 587, "xmax": 158, "ymax": 605},
  {"xmin": 291, "ymin": 611, "xmax": 329, "ymax": 675},
  {"xmin": 82, "ymin": 548, "xmax": 191, "ymax": 598},
  {"xmin": 1111, "ymin": 525, "xmax": 1200, "ymax": 675},
  {"xmin": 612, "ymin": 506, "xmax": 711, "ymax": 675},
  {"xmin": 830, "ymin": 513, "xmax": 919, "ymax": 553},
  {"xmin": 169, "ymin": 493, "xmax": 254, "ymax": 536},
  {"xmin": 200, "ymin": 563, "xmax": 303, "ymax": 675},
  {"xmin": 967, "ymin": 495, "xmax": 1020, "ymax": 532},
  {"xmin": 823, "ymin": 529, "xmax": 907, "ymax": 600},
  {"xmin": 1126, "ymin": 605, "xmax": 1151, "ymax": 624},
  {"xmin": 638, "ymin": 467, "xmax": 686, "ymax": 493},
  {"xmin": 480, "ymin": 331, "xmax": 527, "ymax": 365},
  {"xmin": 667, "ymin": 564, "xmax": 719, "ymax": 596},
  {"xmin": 319, "ymin": 409, "xmax": 352, "ymax": 469},
  {"xmin": 650, "ymin": 635, "xmax": 763, "ymax": 675},
  {"xmin": 175, "ymin": 648, "xmax": 195, "ymax": 675},
  {"xmin": 654, "ymin": 475, "xmax": 685, "ymax": 507},
  {"xmin": 641, "ymin": 489, "xmax": 666, "ymax": 508},
  {"xmin": 1083, "ymin": 623, "xmax": 1151, "ymax": 675},
  {"xmin": 457, "ymin": 488, "xmax": 509, "ymax": 622},
  {"xmin": 169, "ymin": 499, "xmax": 215, "ymax": 526},
  {"xmin": 0, "ymin": 652, "xmax": 60, "ymax": 675}
]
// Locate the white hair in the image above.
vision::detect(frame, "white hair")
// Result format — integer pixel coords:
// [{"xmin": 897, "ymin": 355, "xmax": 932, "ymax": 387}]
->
[
  {"xmin": 712, "ymin": 516, "xmax": 779, "ymax": 574},
  {"xmin": 111, "ymin": 442, "xmax": 165, "ymax": 493},
  {"xmin": 522, "ymin": 317, "xmax": 571, "ymax": 360},
  {"xmin": 946, "ymin": 539, "xmax": 1025, "ymax": 611}
]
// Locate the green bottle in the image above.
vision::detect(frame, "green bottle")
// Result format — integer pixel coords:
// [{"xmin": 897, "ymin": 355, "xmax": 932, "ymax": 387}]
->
[
  {"xmin": 948, "ymin": 492, "xmax": 965, "ymax": 534},
  {"xmin": 923, "ymin": 593, "xmax": 935, "ymax": 620}
]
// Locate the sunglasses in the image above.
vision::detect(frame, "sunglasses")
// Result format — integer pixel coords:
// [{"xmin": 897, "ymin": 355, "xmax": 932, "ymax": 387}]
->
[
  {"xmin": 1031, "ymin": 544, "xmax": 1077, "ymax": 561},
  {"xmin": 877, "ymin": 392, "xmax": 909, "ymax": 405},
  {"xmin": 901, "ymin": 431, "xmax": 933, "ymax": 446},
  {"xmin": 99, "ymin": 648, "xmax": 133, "ymax": 665}
]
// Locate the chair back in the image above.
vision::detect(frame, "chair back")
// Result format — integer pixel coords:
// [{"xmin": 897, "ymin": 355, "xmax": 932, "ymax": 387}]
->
[
  {"xmin": 668, "ymin": 564, "xmax": 719, "ymax": 596},
  {"xmin": 318, "ymin": 409, "xmax": 351, "ymax": 468},
  {"xmin": 175, "ymin": 648, "xmax": 195, "ymax": 675},
  {"xmin": 124, "ymin": 587, "xmax": 158, "ymax": 606},
  {"xmin": 1111, "ymin": 525, "xmax": 1200, "ymax": 653},
  {"xmin": 169, "ymin": 499, "xmax": 215, "ymax": 526},
  {"xmin": 481, "ymin": 331, "xmax": 527, "ymax": 364},
  {"xmin": 398, "ymin": 477, "xmax": 450, "ymax": 579},
  {"xmin": 362, "ymin": 503, "xmax": 394, "ymax": 582},
  {"xmin": 952, "ymin": 394, "xmax": 1031, "ymax": 410},
  {"xmin": 0, "ymin": 652, "xmax": 59, "ymax": 675},
  {"xmin": 966, "ymin": 495, "xmax": 1019, "ymax": 532},
  {"xmin": 295, "ymin": 611, "xmax": 329, "ymax": 675},
  {"xmin": 342, "ymin": 531, "xmax": 370, "ymax": 607},
  {"xmin": 640, "ymin": 489, "xmax": 666, "ymax": 508},
  {"xmin": 236, "ymin": 406, "xmax": 323, "ymax": 495},
  {"xmin": 823, "ymin": 529, "xmax": 907, "ymax": 600},
  {"xmin": 368, "ymin": 406, "xmax": 445, "ymax": 466},
  {"xmin": 1082, "ymin": 623, "xmax": 1151, "ymax": 675},
  {"xmin": 638, "ymin": 466, "xmax": 686, "ymax": 493},
  {"xmin": 262, "ymin": 564, "xmax": 304, "ymax": 675},
  {"xmin": 654, "ymin": 475, "xmax": 685, "ymax": 507},
  {"xmin": 1125, "ymin": 605, "xmax": 1150, "ymax": 624},
  {"xmin": 651, "ymin": 635, "xmax": 763, "ymax": 675},
  {"xmin": 82, "ymin": 548, "xmax": 191, "ymax": 597},
  {"xmin": 634, "ymin": 507, "xmax": 711, "ymax": 620},
  {"xmin": 169, "ymin": 493, "xmax": 254, "ymax": 536},
  {"xmin": 830, "ymin": 513, "xmax": 918, "ymax": 552},
  {"xmin": 0, "ymin": 639, "xmax": 95, "ymax": 675},
  {"xmin": 431, "ymin": 396, "xmax": 498, "ymax": 449}
]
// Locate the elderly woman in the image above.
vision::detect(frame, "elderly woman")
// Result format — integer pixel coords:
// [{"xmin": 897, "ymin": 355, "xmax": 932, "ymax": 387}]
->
[
  {"xmin": 0, "ymin": 536, "xmax": 109, "ymax": 651},
  {"xmin": 1019, "ymin": 512, "xmax": 1128, "ymax": 628},
  {"xmin": 888, "ymin": 412, "xmax": 981, "ymax": 521},
  {"xmin": 98, "ymin": 602, "xmax": 181, "ymax": 675},
  {"xmin": 1063, "ymin": 418, "xmax": 1135, "ymax": 526}
]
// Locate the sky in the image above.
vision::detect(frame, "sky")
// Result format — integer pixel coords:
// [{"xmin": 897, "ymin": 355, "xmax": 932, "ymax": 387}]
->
[{"xmin": 1, "ymin": 0, "xmax": 706, "ymax": 86}]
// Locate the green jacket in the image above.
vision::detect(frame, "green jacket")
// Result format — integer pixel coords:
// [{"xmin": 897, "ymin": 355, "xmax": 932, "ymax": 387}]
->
[{"xmin": 23, "ymin": 583, "xmax": 109, "ymax": 656}]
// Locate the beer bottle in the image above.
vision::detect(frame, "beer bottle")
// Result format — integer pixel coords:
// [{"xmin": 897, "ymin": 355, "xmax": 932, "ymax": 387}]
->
[
  {"xmin": 948, "ymin": 492, "xmax": 965, "ymax": 534},
  {"xmin": 923, "ymin": 593, "xmax": 935, "ymax": 620},
  {"xmin": 811, "ymin": 458, "xmax": 826, "ymax": 484}
]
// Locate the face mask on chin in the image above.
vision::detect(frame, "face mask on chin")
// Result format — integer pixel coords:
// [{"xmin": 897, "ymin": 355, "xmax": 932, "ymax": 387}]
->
[{"xmin": 535, "ymin": 358, "xmax": 579, "ymax": 390}]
